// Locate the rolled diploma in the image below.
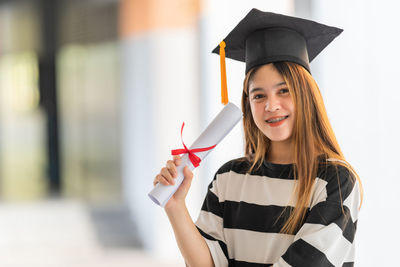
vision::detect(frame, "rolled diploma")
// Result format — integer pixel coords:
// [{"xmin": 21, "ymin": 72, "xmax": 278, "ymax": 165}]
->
[{"xmin": 148, "ymin": 102, "xmax": 243, "ymax": 207}]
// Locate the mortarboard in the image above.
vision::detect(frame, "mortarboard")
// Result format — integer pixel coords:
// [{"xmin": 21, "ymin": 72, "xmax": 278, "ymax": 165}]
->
[{"xmin": 214, "ymin": 8, "xmax": 343, "ymax": 105}]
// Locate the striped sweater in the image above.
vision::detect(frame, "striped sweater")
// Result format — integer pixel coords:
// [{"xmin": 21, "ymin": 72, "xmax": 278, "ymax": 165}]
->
[{"xmin": 195, "ymin": 157, "xmax": 361, "ymax": 267}]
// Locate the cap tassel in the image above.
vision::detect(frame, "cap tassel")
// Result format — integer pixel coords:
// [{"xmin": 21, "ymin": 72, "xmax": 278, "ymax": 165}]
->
[{"xmin": 219, "ymin": 41, "xmax": 228, "ymax": 105}]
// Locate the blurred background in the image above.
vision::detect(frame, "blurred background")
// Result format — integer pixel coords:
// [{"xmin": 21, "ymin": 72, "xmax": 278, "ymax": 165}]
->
[{"xmin": 0, "ymin": 0, "xmax": 398, "ymax": 266}]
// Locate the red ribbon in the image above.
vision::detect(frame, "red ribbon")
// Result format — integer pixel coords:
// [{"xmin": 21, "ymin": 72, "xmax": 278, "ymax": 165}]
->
[{"xmin": 171, "ymin": 122, "xmax": 216, "ymax": 168}]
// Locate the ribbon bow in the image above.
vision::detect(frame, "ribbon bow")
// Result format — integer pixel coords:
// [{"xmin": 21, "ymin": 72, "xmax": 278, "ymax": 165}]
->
[{"xmin": 171, "ymin": 122, "xmax": 216, "ymax": 168}]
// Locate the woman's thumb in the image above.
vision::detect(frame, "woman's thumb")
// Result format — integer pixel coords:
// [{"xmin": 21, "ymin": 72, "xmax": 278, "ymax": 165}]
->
[{"xmin": 182, "ymin": 166, "xmax": 193, "ymax": 184}]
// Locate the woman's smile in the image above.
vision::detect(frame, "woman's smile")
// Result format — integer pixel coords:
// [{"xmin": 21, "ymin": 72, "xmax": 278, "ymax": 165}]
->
[{"xmin": 265, "ymin": 115, "xmax": 289, "ymax": 127}]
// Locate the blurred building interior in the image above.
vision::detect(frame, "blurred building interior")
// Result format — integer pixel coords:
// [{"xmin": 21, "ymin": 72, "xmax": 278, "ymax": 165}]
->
[
  {"xmin": 0, "ymin": 0, "xmax": 144, "ymax": 264},
  {"xmin": 0, "ymin": 0, "xmax": 122, "ymax": 202}
]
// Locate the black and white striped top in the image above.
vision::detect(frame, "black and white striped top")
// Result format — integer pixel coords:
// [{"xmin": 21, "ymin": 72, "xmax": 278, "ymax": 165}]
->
[{"xmin": 195, "ymin": 156, "xmax": 361, "ymax": 267}]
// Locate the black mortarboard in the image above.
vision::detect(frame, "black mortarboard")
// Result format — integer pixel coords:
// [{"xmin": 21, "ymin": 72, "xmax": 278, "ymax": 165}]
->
[{"xmin": 215, "ymin": 9, "xmax": 343, "ymax": 105}]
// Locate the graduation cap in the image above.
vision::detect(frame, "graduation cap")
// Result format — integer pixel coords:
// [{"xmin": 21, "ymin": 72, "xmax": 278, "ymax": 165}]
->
[{"xmin": 214, "ymin": 8, "xmax": 343, "ymax": 105}]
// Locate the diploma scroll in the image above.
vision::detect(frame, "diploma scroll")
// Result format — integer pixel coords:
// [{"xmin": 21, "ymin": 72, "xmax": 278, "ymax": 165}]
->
[{"xmin": 148, "ymin": 102, "xmax": 243, "ymax": 207}]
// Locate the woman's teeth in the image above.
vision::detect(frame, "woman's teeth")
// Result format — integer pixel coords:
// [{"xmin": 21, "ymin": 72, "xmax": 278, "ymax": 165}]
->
[{"xmin": 266, "ymin": 116, "xmax": 288, "ymax": 123}]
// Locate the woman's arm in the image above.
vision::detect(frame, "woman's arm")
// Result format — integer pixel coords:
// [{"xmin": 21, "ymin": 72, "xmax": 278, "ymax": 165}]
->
[
  {"xmin": 154, "ymin": 156, "xmax": 214, "ymax": 267},
  {"xmin": 165, "ymin": 201, "xmax": 214, "ymax": 267}
]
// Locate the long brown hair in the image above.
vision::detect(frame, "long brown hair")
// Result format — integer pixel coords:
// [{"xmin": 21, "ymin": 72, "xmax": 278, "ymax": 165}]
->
[{"xmin": 241, "ymin": 62, "xmax": 363, "ymax": 234}]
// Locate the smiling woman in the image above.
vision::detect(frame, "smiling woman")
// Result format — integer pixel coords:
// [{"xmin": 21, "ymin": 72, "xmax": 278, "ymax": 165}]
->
[
  {"xmin": 153, "ymin": 8, "xmax": 363, "ymax": 267},
  {"xmin": 242, "ymin": 60, "xmax": 364, "ymax": 237}
]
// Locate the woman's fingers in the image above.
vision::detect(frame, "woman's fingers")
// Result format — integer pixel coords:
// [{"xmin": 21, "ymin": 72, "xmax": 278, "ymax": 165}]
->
[
  {"xmin": 161, "ymin": 167, "xmax": 175, "ymax": 185},
  {"xmin": 153, "ymin": 174, "xmax": 169, "ymax": 186},
  {"xmin": 153, "ymin": 156, "xmax": 185, "ymax": 188},
  {"xmin": 166, "ymin": 160, "xmax": 177, "ymax": 178},
  {"xmin": 173, "ymin": 155, "xmax": 181, "ymax": 166}
]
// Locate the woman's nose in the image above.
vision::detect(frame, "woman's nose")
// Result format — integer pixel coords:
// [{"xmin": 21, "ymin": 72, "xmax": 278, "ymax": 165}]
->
[{"xmin": 265, "ymin": 97, "xmax": 280, "ymax": 112}]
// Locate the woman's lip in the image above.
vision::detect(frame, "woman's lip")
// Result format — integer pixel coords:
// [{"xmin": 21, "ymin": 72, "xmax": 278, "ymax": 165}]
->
[
  {"xmin": 265, "ymin": 116, "xmax": 288, "ymax": 127},
  {"xmin": 266, "ymin": 115, "xmax": 289, "ymax": 121}
]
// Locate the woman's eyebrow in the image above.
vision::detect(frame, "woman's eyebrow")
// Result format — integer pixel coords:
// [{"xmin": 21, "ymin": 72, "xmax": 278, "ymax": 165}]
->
[
  {"xmin": 249, "ymin": 82, "xmax": 287, "ymax": 94},
  {"xmin": 274, "ymin": 81, "xmax": 287, "ymax": 88},
  {"xmin": 249, "ymin": 88, "xmax": 263, "ymax": 94}
]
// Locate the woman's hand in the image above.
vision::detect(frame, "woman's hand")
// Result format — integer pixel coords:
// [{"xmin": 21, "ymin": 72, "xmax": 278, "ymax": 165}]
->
[
  {"xmin": 153, "ymin": 155, "xmax": 194, "ymax": 210},
  {"xmin": 154, "ymin": 156, "xmax": 214, "ymax": 266}
]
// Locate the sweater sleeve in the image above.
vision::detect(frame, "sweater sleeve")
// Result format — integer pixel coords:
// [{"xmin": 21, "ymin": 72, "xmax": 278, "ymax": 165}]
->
[
  {"xmin": 273, "ymin": 165, "xmax": 361, "ymax": 267},
  {"xmin": 195, "ymin": 172, "xmax": 229, "ymax": 267}
]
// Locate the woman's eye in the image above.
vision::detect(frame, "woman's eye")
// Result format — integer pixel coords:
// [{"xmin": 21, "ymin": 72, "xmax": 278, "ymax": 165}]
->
[
  {"xmin": 252, "ymin": 94, "xmax": 264, "ymax": 100},
  {"xmin": 279, "ymin": 88, "xmax": 289, "ymax": 94}
]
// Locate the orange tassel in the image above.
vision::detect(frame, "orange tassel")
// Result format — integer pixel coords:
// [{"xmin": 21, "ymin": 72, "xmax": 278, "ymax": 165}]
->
[{"xmin": 219, "ymin": 41, "xmax": 228, "ymax": 105}]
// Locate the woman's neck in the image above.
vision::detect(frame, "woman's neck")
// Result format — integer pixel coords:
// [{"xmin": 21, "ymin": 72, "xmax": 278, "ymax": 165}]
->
[{"xmin": 266, "ymin": 139, "xmax": 294, "ymax": 164}]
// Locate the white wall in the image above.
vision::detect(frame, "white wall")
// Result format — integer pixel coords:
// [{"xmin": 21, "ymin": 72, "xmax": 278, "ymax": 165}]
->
[{"xmin": 311, "ymin": 1, "xmax": 400, "ymax": 265}]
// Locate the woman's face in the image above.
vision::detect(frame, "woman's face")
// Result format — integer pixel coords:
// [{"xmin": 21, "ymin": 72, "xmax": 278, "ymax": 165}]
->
[{"xmin": 248, "ymin": 64, "xmax": 295, "ymax": 143}]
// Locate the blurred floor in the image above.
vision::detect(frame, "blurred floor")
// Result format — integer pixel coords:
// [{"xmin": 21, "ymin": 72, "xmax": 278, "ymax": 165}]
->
[{"xmin": 0, "ymin": 200, "xmax": 184, "ymax": 267}]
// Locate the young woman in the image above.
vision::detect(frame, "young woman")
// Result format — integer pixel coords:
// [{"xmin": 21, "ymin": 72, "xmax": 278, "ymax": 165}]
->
[{"xmin": 153, "ymin": 9, "xmax": 363, "ymax": 267}]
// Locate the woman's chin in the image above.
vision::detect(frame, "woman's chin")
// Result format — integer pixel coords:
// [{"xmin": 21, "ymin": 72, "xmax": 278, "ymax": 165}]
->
[{"xmin": 265, "ymin": 133, "xmax": 293, "ymax": 143}]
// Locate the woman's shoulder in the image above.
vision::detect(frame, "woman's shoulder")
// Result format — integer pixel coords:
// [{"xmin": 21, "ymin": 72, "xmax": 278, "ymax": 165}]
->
[
  {"xmin": 215, "ymin": 157, "xmax": 252, "ymax": 175},
  {"xmin": 317, "ymin": 157, "xmax": 357, "ymax": 187},
  {"xmin": 316, "ymin": 157, "xmax": 361, "ymax": 207}
]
